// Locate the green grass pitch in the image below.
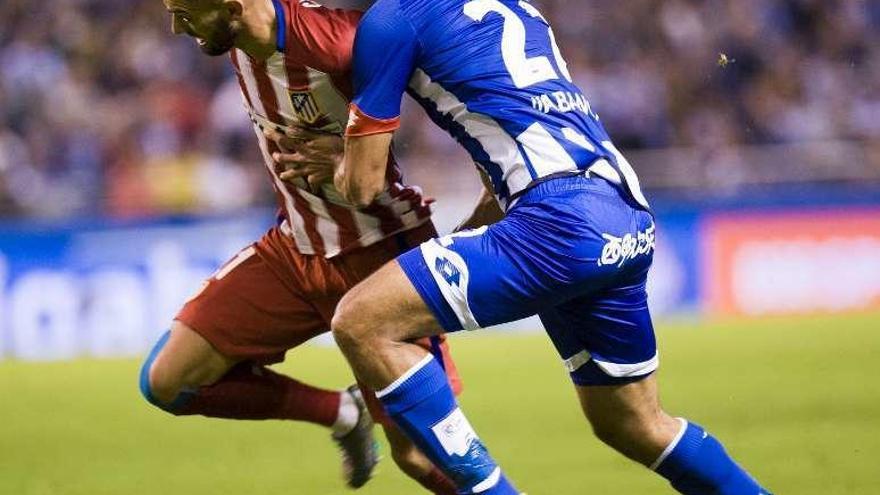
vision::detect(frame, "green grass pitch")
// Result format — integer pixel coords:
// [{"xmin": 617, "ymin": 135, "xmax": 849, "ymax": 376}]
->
[{"xmin": 1, "ymin": 312, "xmax": 879, "ymax": 494}]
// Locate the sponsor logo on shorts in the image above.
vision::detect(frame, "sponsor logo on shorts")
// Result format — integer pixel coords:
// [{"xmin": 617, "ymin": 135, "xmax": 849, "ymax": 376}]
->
[
  {"xmin": 435, "ymin": 257, "xmax": 462, "ymax": 287},
  {"xmin": 598, "ymin": 223, "xmax": 655, "ymax": 267}
]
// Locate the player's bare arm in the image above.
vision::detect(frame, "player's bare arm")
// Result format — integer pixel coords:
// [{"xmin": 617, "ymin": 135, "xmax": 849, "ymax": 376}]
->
[{"xmin": 334, "ymin": 132, "xmax": 393, "ymax": 207}]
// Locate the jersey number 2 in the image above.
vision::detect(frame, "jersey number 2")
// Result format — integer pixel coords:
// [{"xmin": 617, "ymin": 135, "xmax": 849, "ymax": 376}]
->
[{"xmin": 464, "ymin": 0, "xmax": 572, "ymax": 88}]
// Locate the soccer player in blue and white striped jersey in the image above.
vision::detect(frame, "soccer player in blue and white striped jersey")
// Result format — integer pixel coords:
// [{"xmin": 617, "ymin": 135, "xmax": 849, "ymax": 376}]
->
[{"xmin": 330, "ymin": 1, "xmax": 773, "ymax": 493}]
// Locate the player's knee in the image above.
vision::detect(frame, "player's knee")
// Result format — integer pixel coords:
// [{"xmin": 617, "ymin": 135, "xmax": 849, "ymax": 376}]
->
[
  {"xmin": 138, "ymin": 330, "xmax": 184, "ymax": 413},
  {"xmin": 331, "ymin": 292, "xmax": 371, "ymax": 350},
  {"xmin": 146, "ymin": 366, "xmax": 184, "ymax": 408},
  {"xmin": 585, "ymin": 408, "xmax": 662, "ymax": 457}
]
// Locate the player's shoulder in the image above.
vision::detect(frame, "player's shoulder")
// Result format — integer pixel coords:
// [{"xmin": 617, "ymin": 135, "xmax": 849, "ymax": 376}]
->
[
  {"xmin": 285, "ymin": 0, "xmax": 363, "ymax": 40},
  {"xmin": 360, "ymin": 0, "xmax": 436, "ymax": 24},
  {"xmin": 360, "ymin": 0, "xmax": 463, "ymax": 39},
  {"xmin": 356, "ymin": 0, "xmax": 427, "ymax": 41},
  {"xmin": 283, "ymin": 0, "xmax": 362, "ymax": 71}
]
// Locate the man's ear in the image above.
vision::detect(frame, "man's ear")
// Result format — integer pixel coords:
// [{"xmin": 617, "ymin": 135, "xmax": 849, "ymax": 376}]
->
[{"xmin": 223, "ymin": 0, "xmax": 244, "ymax": 19}]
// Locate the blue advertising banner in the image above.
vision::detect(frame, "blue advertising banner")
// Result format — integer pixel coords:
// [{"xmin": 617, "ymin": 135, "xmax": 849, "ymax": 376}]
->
[
  {"xmin": 4, "ymin": 184, "xmax": 876, "ymax": 361},
  {"xmin": 0, "ymin": 212, "xmax": 273, "ymax": 361},
  {"xmin": 647, "ymin": 210, "xmax": 701, "ymax": 316}
]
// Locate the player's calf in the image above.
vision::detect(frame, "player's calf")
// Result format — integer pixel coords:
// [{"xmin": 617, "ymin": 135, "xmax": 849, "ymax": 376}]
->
[
  {"xmin": 578, "ymin": 377, "xmax": 679, "ymax": 465},
  {"xmin": 384, "ymin": 424, "xmax": 458, "ymax": 495},
  {"xmin": 577, "ymin": 379, "xmax": 772, "ymax": 495}
]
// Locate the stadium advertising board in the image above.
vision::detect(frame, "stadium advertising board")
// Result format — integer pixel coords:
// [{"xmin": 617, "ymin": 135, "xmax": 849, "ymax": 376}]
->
[
  {"xmin": 2, "ymin": 205, "xmax": 877, "ymax": 361},
  {"xmin": 647, "ymin": 211, "xmax": 700, "ymax": 315},
  {"xmin": 0, "ymin": 214, "xmax": 270, "ymax": 361},
  {"xmin": 702, "ymin": 209, "xmax": 880, "ymax": 316}
]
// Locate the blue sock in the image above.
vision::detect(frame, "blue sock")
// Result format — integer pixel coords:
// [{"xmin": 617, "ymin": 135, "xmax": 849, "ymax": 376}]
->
[
  {"xmin": 138, "ymin": 330, "xmax": 196, "ymax": 412},
  {"xmin": 378, "ymin": 354, "xmax": 518, "ymax": 494},
  {"xmin": 653, "ymin": 420, "xmax": 772, "ymax": 495}
]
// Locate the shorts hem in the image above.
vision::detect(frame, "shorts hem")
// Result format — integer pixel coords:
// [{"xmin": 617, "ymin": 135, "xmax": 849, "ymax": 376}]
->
[{"xmin": 569, "ymin": 359, "xmax": 657, "ymax": 387}]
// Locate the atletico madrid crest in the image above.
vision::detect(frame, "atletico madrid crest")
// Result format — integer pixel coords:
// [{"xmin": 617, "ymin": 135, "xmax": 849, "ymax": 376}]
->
[{"xmin": 289, "ymin": 91, "xmax": 321, "ymax": 124}]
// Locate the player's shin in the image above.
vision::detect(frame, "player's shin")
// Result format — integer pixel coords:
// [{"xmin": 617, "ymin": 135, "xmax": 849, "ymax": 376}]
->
[
  {"xmin": 377, "ymin": 353, "xmax": 519, "ymax": 495},
  {"xmin": 166, "ymin": 363, "xmax": 345, "ymax": 427},
  {"xmin": 652, "ymin": 419, "xmax": 773, "ymax": 495}
]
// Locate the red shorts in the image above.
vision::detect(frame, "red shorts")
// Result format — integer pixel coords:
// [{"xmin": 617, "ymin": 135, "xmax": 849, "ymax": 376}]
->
[{"xmin": 176, "ymin": 221, "xmax": 462, "ymax": 424}]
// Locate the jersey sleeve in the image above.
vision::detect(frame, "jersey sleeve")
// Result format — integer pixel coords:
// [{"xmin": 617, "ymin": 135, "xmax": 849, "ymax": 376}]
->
[
  {"xmin": 285, "ymin": 0, "xmax": 362, "ymax": 74},
  {"xmin": 345, "ymin": 0, "xmax": 419, "ymax": 137}
]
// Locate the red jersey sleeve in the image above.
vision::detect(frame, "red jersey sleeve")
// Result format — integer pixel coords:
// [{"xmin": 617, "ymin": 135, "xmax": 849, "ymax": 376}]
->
[
  {"xmin": 346, "ymin": 103, "xmax": 401, "ymax": 137},
  {"xmin": 283, "ymin": 0, "xmax": 362, "ymax": 74}
]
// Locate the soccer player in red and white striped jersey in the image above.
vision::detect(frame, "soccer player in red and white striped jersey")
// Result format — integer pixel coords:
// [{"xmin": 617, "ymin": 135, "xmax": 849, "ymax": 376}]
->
[
  {"xmin": 228, "ymin": 0, "xmax": 432, "ymax": 257},
  {"xmin": 139, "ymin": 0, "xmax": 461, "ymax": 492}
]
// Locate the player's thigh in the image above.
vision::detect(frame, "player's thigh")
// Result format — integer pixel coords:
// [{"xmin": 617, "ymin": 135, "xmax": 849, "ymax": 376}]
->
[
  {"xmin": 334, "ymin": 259, "xmax": 445, "ymax": 342},
  {"xmin": 148, "ymin": 320, "xmax": 237, "ymax": 398},
  {"xmin": 175, "ymin": 236, "xmax": 328, "ymax": 365}
]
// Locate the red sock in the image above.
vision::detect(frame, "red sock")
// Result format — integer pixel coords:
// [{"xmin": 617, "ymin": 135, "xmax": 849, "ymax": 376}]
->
[
  {"xmin": 176, "ymin": 362, "xmax": 340, "ymax": 427},
  {"xmin": 417, "ymin": 467, "xmax": 458, "ymax": 495}
]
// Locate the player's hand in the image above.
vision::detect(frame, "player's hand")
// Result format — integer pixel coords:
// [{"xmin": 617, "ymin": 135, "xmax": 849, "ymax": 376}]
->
[{"xmin": 264, "ymin": 128, "xmax": 343, "ymax": 193}]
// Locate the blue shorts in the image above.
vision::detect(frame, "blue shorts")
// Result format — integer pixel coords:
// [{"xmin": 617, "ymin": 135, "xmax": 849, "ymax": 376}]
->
[{"xmin": 398, "ymin": 174, "xmax": 658, "ymax": 386}]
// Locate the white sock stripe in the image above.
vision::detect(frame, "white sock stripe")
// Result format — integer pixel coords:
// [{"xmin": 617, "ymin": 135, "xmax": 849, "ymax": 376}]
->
[
  {"xmin": 375, "ymin": 354, "xmax": 436, "ymax": 399},
  {"xmin": 649, "ymin": 417, "xmax": 688, "ymax": 471},
  {"xmin": 471, "ymin": 467, "xmax": 502, "ymax": 493}
]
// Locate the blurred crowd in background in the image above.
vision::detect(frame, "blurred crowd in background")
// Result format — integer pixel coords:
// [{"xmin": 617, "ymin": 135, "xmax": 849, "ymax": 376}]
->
[{"xmin": 0, "ymin": 0, "xmax": 877, "ymax": 219}]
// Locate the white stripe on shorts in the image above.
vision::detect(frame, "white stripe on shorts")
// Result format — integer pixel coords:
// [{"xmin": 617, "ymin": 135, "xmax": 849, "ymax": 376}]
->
[
  {"xmin": 593, "ymin": 353, "xmax": 659, "ymax": 378},
  {"xmin": 563, "ymin": 350, "xmax": 659, "ymax": 378},
  {"xmin": 419, "ymin": 239, "xmax": 481, "ymax": 330}
]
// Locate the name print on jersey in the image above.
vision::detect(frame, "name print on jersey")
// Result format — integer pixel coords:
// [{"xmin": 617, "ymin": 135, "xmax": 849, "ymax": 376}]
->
[{"xmin": 530, "ymin": 90, "xmax": 595, "ymax": 117}]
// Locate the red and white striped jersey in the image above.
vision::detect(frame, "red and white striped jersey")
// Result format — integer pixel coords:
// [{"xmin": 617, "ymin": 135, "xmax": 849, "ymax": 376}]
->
[{"xmin": 229, "ymin": 0, "xmax": 431, "ymax": 258}]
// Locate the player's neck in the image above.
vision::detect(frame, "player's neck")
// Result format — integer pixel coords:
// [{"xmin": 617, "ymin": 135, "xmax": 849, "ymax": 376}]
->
[{"xmin": 236, "ymin": 0, "xmax": 278, "ymax": 61}]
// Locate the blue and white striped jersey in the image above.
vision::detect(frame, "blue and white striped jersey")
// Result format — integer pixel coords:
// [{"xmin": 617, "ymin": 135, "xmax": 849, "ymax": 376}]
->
[{"xmin": 345, "ymin": 0, "xmax": 649, "ymax": 211}]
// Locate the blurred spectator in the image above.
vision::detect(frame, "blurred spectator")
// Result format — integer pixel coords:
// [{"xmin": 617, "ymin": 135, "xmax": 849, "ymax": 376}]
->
[{"xmin": 0, "ymin": 0, "xmax": 877, "ymax": 219}]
